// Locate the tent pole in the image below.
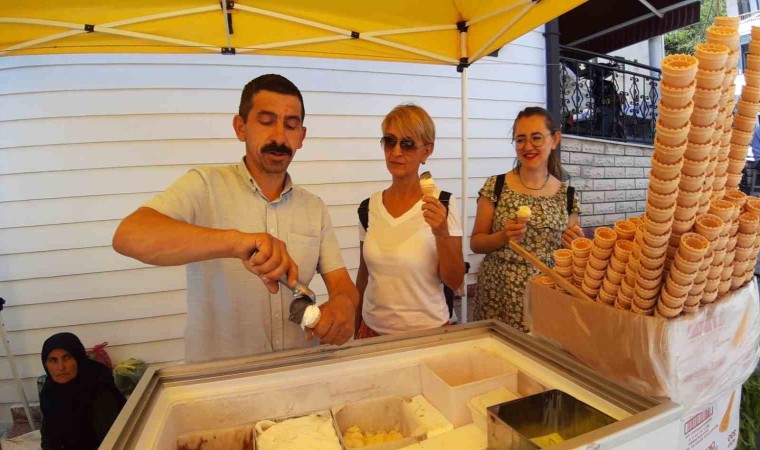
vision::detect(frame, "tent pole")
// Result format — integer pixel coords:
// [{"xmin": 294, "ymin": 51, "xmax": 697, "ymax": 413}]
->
[
  {"xmin": 459, "ymin": 26, "xmax": 469, "ymax": 324},
  {"xmin": 0, "ymin": 299, "xmax": 34, "ymax": 430},
  {"xmin": 460, "ymin": 67, "xmax": 469, "ymax": 323}
]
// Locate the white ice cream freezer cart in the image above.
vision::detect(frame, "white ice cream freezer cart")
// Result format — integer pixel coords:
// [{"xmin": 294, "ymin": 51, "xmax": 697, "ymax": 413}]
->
[{"xmin": 100, "ymin": 321, "xmax": 685, "ymax": 450}]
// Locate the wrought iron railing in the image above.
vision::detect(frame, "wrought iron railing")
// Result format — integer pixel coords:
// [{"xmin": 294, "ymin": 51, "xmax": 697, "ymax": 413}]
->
[{"xmin": 559, "ymin": 46, "xmax": 661, "ymax": 145}]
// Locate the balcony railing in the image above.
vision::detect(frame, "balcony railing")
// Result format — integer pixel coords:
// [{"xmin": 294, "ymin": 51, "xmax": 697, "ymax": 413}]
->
[{"xmin": 559, "ymin": 46, "xmax": 661, "ymax": 145}]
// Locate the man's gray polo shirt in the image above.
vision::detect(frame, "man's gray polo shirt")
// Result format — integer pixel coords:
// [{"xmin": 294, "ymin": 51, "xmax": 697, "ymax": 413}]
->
[{"xmin": 143, "ymin": 158, "xmax": 345, "ymax": 362}]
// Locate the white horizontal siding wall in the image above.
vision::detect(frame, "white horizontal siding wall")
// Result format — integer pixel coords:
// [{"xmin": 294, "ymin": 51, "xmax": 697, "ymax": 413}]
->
[{"xmin": 0, "ymin": 28, "xmax": 546, "ymax": 421}]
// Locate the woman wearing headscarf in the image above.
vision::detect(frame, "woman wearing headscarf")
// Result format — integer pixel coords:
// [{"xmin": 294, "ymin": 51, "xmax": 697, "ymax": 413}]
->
[{"xmin": 40, "ymin": 332, "xmax": 126, "ymax": 450}]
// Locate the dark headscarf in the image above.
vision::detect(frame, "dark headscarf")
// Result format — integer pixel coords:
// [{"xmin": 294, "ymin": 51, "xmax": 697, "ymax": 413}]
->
[{"xmin": 40, "ymin": 333, "xmax": 125, "ymax": 450}]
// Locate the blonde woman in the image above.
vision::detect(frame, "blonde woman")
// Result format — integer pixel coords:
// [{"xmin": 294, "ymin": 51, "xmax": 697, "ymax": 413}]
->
[
  {"xmin": 471, "ymin": 107, "xmax": 583, "ymax": 331},
  {"xmin": 355, "ymin": 104, "xmax": 465, "ymax": 338}
]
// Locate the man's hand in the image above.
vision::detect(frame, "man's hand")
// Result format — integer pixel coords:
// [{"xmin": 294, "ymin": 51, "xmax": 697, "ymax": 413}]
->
[
  {"xmin": 422, "ymin": 196, "xmax": 449, "ymax": 236},
  {"xmin": 235, "ymin": 232, "xmax": 298, "ymax": 293},
  {"xmin": 307, "ymin": 293, "xmax": 356, "ymax": 345},
  {"xmin": 562, "ymin": 224, "xmax": 584, "ymax": 249},
  {"xmin": 503, "ymin": 219, "xmax": 527, "ymax": 243}
]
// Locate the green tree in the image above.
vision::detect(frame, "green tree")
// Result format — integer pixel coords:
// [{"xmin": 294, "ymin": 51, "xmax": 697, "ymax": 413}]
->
[{"xmin": 665, "ymin": 0, "xmax": 727, "ymax": 55}]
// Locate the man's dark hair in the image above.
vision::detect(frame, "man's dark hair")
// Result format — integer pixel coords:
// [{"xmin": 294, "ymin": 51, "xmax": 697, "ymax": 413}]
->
[{"xmin": 238, "ymin": 74, "xmax": 305, "ymax": 122}]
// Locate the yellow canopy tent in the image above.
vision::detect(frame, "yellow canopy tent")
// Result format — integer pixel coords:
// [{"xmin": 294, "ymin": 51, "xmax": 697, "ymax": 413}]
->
[{"xmin": 0, "ymin": 1, "xmax": 584, "ymax": 62}]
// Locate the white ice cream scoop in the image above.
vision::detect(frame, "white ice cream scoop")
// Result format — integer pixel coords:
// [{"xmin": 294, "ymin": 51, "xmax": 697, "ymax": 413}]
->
[{"xmin": 299, "ymin": 305, "xmax": 321, "ymax": 330}]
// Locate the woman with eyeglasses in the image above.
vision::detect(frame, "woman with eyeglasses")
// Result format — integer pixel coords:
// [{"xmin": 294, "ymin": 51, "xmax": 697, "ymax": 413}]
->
[
  {"xmin": 354, "ymin": 104, "xmax": 465, "ymax": 338},
  {"xmin": 470, "ymin": 106, "xmax": 583, "ymax": 331}
]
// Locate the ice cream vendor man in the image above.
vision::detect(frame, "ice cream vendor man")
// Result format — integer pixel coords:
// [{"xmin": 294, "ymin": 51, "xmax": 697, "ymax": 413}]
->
[{"xmin": 113, "ymin": 74, "xmax": 359, "ymax": 362}]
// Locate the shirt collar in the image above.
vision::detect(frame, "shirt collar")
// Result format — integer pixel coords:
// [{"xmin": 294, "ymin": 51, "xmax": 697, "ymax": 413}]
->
[{"xmin": 237, "ymin": 157, "xmax": 293, "ymax": 202}]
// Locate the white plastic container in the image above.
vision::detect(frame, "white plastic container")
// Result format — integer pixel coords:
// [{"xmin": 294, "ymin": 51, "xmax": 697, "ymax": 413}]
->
[
  {"xmin": 420, "ymin": 346, "xmax": 518, "ymax": 427},
  {"xmin": 467, "ymin": 387, "xmax": 520, "ymax": 432},
  {"xmin": 405, "ymin": 395, "xmax": 454, "ymax": 438}
]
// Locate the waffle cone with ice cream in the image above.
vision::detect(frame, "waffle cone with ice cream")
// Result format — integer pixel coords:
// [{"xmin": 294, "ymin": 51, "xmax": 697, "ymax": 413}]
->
[{"xmin": 419, "ymin": 171, "xmax": 438, "ymax": 197}]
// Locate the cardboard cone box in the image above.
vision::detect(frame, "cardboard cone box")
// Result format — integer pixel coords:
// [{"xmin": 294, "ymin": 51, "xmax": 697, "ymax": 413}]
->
[{"xmin": 524, "ymin": 279, "xmax": 760, "ymax": 411}]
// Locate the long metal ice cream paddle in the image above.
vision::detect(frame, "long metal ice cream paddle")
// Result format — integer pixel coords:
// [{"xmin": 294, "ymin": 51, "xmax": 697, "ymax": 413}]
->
[{"xmin": 508, "ymin": 241, "xmax": 594, "ymax": 302}]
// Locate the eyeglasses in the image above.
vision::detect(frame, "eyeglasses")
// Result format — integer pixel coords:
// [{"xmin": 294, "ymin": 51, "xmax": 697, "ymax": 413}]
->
[
  {"xmin": 380, "ymin": 136, "xmax": 424, "ymax": 152},
  {"xmin": 513, "ymin": 132, "xmax": 552, "ymax": 150}
]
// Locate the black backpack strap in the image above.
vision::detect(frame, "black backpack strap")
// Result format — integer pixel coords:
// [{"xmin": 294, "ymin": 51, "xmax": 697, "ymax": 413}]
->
[
  {"xmin": 438, "ymin": 191, "xmax": 452, "ymax": 216},
  {"xmin": 566, "ymin": 186, "xmax": 575, "ymax": 216},
  {"xmin": 493, "ymin": 173, "xmax": 506, "ymax": 208},
  {"xmin": 358, "ymin": 198, "xmax": 370, "ymax": 231}
]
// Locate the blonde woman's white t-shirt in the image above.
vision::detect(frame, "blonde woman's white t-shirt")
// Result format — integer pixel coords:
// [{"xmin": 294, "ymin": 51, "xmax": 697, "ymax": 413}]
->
[{"xmin": 359, "ymin": 191, "xmax": 463, "ymax": 334}]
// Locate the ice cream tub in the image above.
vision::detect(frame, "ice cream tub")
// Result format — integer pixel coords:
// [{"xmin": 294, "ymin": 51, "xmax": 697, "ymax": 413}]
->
[
  {"xmin": 177, "ymin": 424, "xmax": 255, "ymax": 450},
  {"xmin": 332, "ymin": 396, "xmax": 426, "ymax": 450},
  {"xmin": 255, "ymin": 410, "xmax": 342, "ymax": 450}
]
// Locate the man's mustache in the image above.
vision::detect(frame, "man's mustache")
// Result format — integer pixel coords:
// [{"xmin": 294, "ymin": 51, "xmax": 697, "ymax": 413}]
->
[{"xmin": 261, "ymin": 143, "xmax": 293, "ymax": 157}]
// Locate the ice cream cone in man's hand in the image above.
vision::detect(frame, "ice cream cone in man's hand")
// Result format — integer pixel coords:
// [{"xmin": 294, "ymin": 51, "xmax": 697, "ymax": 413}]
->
[{"xmin": 563, "ymin": 224, "xmax": 585, "ymax": 249}]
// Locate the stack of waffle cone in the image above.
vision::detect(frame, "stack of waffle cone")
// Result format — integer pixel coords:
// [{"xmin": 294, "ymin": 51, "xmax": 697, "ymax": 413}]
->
[
  {"xmin": 648, "ymin": 102, "xmax": 685, "ymax": 290},
  {"xmin": 692, "ymin": 213, "xmax": 725, "ymax": 304},
  {"xmin": 613, "ymin": 220, "xmax": 636, "ymax": 241},
  {"xmin": 581, "ymin": 227, "xmax": 617, "ymax": 300},
  {"xmin": 722, "ymin": 190, "xmax": 754, "ymax": 290},
  {"xmin": 570, "ymin": 237, "xmax": 593, "ymax": 288},
  {"xmin": 709, "ymin": 198, "xmax": 737, "ymax": 296},
  {"xmin": 656, "ymin": 233, "xmax": 710, "ymax": 317},
  {"xmin": 696, "ymin": 33, "xmax": 739, "ymax": 209},
  {"xmin": 552, "ymin": 248, "xmax": 573, "ymax": 293},
  {"xmin": 660, "ymin": 45, "xmax": 721, "ymax": 252},
  {"xmin": 742, "ymin": 198, "xmax": 760, "ymax": 285},
  {"xmin": 597, "ymin": 239, "xmax": 633, "ymax": 306},
  {"xmin": 617, "ymin": 224, "xmax": 645, "ymax": 311},
  {"xmin": 657, "ymin": 55, "xmax": 697, "ymax": 172},
  {"xmin": 729, "ymin": 27, "xmax": 760, "ymax": 189},
  {"xmin": 629, "ymin": 222, "xmax": 662, "ymax": 315},
  {"xmin": 532, "ymin": 275, "xmax": 556, "ymax": 291},
  {"xmin": 733, "ymin": 30, "xmax": 760, "ymax": 187}
]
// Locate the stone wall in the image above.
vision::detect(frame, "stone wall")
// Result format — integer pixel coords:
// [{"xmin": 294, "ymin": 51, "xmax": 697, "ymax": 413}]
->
[{"xmin": 561, "ymin": 136, "xmax": 654, "ymax": 228}]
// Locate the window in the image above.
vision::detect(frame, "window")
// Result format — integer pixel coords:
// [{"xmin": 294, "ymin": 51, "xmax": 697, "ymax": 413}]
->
[{"xmin": 739, "ymin": 0, "xmax": 751, "ymax": 14}]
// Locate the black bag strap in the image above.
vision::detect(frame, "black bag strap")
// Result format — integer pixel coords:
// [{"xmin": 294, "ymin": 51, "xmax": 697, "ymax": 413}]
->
[
  {"xmin": 567, "ymin": 186, "xmax": 575, "ymax": 216},
  {"xmin": 358, "ymin": 198, "xmax": 370, "ymax": 231},
  {"xmin": 359, "ymin": 191, "xmax": 452, "ymax": 232},
  {"xmin": 493, "ymin": 173, "xmax": 506, "ymax": 208},
  {"xmin": 439, "ymin": 191, "xmax": 452, "ymax": 216}
]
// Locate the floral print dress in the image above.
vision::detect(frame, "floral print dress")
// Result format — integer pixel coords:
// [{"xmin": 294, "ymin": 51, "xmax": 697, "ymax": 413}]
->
[{"xmin": 474, "ymin": 174, "xmax": 581, "ymax": 332}]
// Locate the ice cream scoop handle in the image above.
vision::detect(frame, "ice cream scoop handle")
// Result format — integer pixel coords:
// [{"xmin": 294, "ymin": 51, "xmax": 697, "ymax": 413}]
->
[{"xmin": 277, "ymin": 274, "xmax": 316, "ymax": 303}]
